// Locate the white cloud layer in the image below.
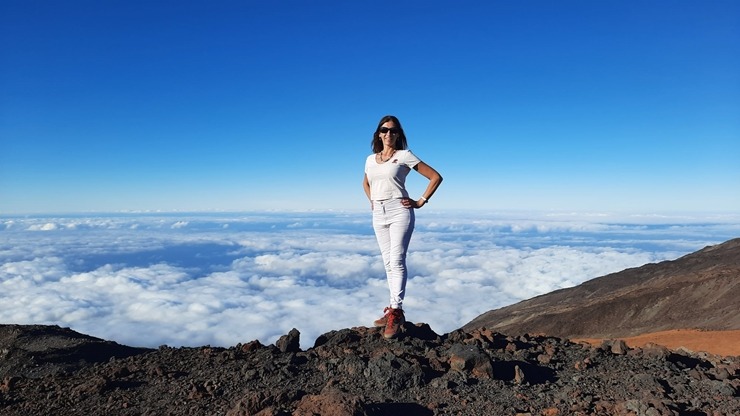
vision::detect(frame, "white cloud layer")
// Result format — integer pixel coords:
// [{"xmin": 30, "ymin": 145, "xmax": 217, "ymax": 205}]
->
[{"xmin": 1, "ymin": 211, "xmax": 738, "ymax": 349}]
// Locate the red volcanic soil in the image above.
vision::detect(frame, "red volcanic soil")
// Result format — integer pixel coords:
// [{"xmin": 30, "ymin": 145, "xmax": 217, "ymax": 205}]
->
[{"xmin": 575, "ymin": 329, "xmax": 740, "ymax": 357}]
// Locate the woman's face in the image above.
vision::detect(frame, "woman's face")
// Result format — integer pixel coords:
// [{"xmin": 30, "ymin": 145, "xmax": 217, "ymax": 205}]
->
[{"xmin": 379, "ymin": 120, "xmax": 399, "ymax": 149}]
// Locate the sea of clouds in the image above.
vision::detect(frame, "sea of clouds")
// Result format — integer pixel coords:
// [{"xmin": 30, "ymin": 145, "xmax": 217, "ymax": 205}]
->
[{"xmin": 1, "ymin": 210, "xmax": 738, "ymax": 349}]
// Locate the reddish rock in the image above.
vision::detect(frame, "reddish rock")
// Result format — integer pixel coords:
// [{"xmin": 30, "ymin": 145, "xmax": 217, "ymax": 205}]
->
[
  {"xmin": 276, "ymin": 328, "xmax": 301, "ymax": 353},
  {"xmin": 514, "ymin": 365, "xmax": 525, "ymax": 384},
  {"xmin": 292, "ymin": 387, "xmax": 366, "ymax": 416},
  {"xmin": 241, "ymin": 340, "xmax": 264, "ymax": 352},
  {"xmin": 610, "ymin": 339, "xmax": 629, "ymax": 355}
]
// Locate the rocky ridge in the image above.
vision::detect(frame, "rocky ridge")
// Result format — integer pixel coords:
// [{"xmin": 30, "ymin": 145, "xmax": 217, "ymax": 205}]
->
[
  {"xmin": 1, "ymin": 322, "xmax": 739, "ymax": 415},
  {"xmin": 464, "ymin": 238, "xmax": 740, "ymax": 339}
]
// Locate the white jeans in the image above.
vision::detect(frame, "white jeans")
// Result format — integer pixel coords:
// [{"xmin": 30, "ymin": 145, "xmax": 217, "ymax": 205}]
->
[{"xmin": 372, "ymin": 198, "xmax": 415, "ymax": 309}]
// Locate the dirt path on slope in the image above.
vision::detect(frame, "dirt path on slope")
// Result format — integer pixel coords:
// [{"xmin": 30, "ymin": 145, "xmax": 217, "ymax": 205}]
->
[{"xmin": 574, "ymin": 329, "xmax": 740, "ymax": 357}]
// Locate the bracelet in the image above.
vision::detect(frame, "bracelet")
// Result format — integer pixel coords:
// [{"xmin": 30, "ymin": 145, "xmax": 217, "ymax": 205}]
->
[{"xmin": 420, "ymin": 196, "xmax": 428, "ymax": 202}]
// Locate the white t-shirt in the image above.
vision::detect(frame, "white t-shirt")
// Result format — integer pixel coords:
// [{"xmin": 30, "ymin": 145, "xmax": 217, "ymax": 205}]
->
[{"xmin": 365, "ymin": 149, "xmax": 421, "ymax": 201}]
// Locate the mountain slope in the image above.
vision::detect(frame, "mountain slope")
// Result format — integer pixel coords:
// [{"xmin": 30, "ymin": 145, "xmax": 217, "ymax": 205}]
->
[{"xmin": 464, "ymin": 238, "xmax": 740, "ymax": 339}]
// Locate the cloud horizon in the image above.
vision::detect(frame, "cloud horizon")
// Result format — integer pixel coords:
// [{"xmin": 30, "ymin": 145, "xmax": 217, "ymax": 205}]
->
[{"xmin": 2, "ymin": 211, "xmax": 738, "ymax": 349}]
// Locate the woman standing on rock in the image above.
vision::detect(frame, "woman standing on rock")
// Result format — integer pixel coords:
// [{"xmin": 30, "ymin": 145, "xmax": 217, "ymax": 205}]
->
[{"xmin": 362, "ymin": 115, "xmax": 443, "ymax": 339}]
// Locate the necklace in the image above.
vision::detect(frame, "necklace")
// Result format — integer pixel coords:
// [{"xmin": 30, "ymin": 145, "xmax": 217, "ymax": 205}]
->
[{"xmin": 378, "ymin": 150, "xmax": 396, "ymax": 163}]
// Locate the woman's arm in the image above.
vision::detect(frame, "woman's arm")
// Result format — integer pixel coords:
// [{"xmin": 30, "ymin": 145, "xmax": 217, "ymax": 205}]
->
[
  {"xmin": 362, "ymin": 173, "xmax": 373, "ymax": 210},
  {"xmin": 406, "ymin": 161, "xmax": 443, "ymax": 208}
]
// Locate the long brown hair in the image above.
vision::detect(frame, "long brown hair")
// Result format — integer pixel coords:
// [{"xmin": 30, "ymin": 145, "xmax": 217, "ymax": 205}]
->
[{"xmin": 371, "ymin": 115, "xmax": 408, "ymax": 153}]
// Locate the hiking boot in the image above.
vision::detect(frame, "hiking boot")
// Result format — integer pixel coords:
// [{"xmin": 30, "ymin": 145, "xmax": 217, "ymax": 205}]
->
[
  {"xmin": 373, "ymin": 307, "xmax": 391, "ymax": 327},
  {"xmin": 383, "ymin": 308, "xmax": 405, "ymax": 339}
]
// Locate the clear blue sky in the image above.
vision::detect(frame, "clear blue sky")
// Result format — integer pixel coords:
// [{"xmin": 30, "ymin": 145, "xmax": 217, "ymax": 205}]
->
[{"xmin": 2, "ymin": 0, "xmax": 738, "ymax": 214}]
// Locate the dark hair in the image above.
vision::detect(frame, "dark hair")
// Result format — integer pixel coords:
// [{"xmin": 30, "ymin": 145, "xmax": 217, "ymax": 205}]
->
[{"xmin": 371, "ymin": 115, "xmax": 408, "ymax": 153}]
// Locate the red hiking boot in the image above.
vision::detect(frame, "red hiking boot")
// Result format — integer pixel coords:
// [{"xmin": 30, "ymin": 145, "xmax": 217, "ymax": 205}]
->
[
  {"xmin": 373, "ymin": 307, "xmax": 391, "ymax": 327},
  {"xmin": 383, "ymin": 308, "xmax": 405, "ymax": 339}
]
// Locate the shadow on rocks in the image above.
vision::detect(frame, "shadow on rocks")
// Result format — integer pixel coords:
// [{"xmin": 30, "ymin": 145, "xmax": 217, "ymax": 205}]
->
[
  {"xmin": 400, "ymin": 322, "xmax": 441, "ymax": 341},
  {"xmin": 668, "ymin": 353, "xmax": 712, "ymax": 371},
  {"xmin": 365, "ymin": 402, "xmax": 434, "ymax": 416},
  {"xmin": 494, "ymin": 360, "xmax": 556, "ymax": 384}
]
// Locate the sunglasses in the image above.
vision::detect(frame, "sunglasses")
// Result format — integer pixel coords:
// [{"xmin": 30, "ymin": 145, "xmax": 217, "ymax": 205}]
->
[{"xmin": 379, "ymin": 127, "xmax": 400, "ymax": 135}]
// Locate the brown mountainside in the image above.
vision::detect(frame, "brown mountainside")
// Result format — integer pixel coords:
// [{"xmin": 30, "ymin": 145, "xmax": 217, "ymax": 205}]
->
[{"xmin": 464, "ymin": 238, "xmax": 740, "ymax": 339}]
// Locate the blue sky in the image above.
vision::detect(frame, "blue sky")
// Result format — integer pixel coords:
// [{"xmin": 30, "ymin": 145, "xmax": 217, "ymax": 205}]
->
[{"xmin": 1, "ymin": 0, "xmax": 738, "ymax": 213}]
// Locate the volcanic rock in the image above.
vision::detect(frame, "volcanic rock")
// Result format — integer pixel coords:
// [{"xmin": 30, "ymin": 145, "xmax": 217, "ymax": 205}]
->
[{"xmin": 1, "ymin": 323, "xmax": 738, "ymax": 415}]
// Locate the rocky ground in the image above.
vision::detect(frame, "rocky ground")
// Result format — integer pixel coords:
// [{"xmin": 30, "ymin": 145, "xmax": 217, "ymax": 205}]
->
[{"xmin": 1, "ymin": 323, "xmax": 738, "ymax": 415}]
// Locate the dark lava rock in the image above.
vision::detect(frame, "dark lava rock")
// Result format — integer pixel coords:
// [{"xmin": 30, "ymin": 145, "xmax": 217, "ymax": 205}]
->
[
  {"xmin": 275, "ymin": 328, "xmax": 301, "ymax": 353},
  {"xmin": 0, "ymin": 324, "xmax": 152, "ymax": 379},
  {"xmin": 1, "ymin": 323, "xmax": 739, "ymax": 415}
]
